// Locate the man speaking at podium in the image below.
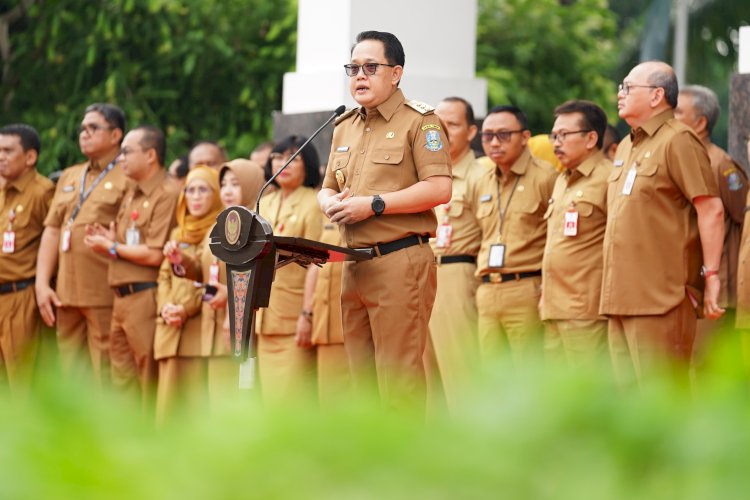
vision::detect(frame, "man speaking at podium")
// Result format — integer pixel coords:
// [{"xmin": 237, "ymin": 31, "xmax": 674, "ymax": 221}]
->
[{"xmin": 318, "ymin": 31, "xmax": 452, "ymax": 412}]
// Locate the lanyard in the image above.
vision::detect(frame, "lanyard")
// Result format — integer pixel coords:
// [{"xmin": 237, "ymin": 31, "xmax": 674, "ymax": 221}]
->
[
  {"xmin": 68, "ymin": 161, "xmax": 115, "ymax": 224},
  {"xmin": 495, "ymin": 173, "xmax": 520, "ymax": 240}
]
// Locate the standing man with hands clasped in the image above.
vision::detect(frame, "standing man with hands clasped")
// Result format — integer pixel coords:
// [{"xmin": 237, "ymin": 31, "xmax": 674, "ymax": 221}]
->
[
  {"xmin": 36, "ymin": 103, "xmax": 129, "ymax": 386},
  {"xmin": 601, "ymin": 61, "xmax": 724, "ymax": 384},
  {"xmin": 84, "ymin": 126, "xmax": 179, "ymax": 409},
  {"xmin": 317, "ymin": 30, "xmax": 452, "ymax": 412}
]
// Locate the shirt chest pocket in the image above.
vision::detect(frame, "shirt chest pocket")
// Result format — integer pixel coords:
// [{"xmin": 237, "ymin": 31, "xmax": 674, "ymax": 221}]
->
[
  {"xmin": 443, "ymin": 195, "xmax": 466, "ymax": 218},
  {"xmin": 631, "ymin": 162, "xmax": 658, "ymax": 200},
  {"xmin": 129, "ymin": 200, "xmax": 155, "ymax": 230},
  {"xmin": 367, "ymin": 148, "xmax": 403, "ymax": 192},
  {"xmin": 476, "ymin": 194, "xmax": 496, "ymax": 219}
]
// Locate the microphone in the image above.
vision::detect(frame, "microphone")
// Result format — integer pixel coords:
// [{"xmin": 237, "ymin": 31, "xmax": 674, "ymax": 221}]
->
[{"xmin": 255, "ymin": 105, "xmax": 347, "ymax": 213}]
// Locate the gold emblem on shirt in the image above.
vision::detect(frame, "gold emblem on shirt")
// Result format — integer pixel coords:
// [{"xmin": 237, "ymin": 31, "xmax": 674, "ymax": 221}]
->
[
  {"xmin": 386, "ymin": 131, "xmax": 395, "ymax": 139},
  {"xmin": 15, "ymin": 204, "xmax": 23, "ymax": 214},
  {"xmin": 335, "ymin": 169, "xmax": 345, "ymax": 188},
  {"xmin": 104, "ymin": 182, "xmax": 113, "ymax": 190},
  {"xmin": 421, "ymin": 124, "xmax": 442, "ymax": 131},
  {"xmin": 143, "ymin": 201, "xmax": 150, "ymax": 208},
  {"xmin": 576, "ymin": 190, "xmax": 583, "ymax": 198}
]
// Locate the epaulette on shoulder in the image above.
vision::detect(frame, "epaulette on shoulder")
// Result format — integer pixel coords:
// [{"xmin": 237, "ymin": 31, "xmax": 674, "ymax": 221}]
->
[
  {"xmin": 334, "ymin": 108, "xmax": 358, "ymax": 125},
  {"xmin": 405, "ymin": 99, "xmax": 435, "ymax": 115}
]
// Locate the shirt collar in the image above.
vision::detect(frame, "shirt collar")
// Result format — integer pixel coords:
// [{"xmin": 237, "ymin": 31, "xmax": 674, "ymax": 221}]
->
[
  {"xmin": 631, "ymin": 109, "xmax": 673, "ymax": 141},
  {"xmin": 137, "ymin": 168, "xmax": 166, "ymax": 196},
  {"xmin": 452, "ymin": 150, "xmax": 477, "ymax": 180},
  {"xmin": 568, "ymin": 150, "xmax": 605, "ymax": 179},
  {"xmin": 358, "ymin": 88, "xmax": 405, "ymax": 123},
  {"xmin": 5, "ymin": 167, "xmax": 36, "ymax": 193},
  {"xmin": 510, "ymin": 148, "xmax": 532, "ymax": 176}
]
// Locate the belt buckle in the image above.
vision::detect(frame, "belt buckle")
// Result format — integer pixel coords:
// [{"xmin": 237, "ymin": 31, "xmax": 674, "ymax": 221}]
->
[
  {"xmin": 489, "ymin": 273, "xmax": 503, "ymax": 284},
  {"xmin": 436, "ymin": 255, "xmax": 443, "ymax": 265}
]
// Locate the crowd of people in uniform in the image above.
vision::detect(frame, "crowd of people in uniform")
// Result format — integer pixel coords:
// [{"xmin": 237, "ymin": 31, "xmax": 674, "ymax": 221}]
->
[{"xmin": 1, "ymin": 30, "xmax": 750, "ymax": 420}]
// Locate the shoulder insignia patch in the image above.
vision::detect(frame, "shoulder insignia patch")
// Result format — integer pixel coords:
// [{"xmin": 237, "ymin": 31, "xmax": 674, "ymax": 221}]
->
[
  {"xmin": 334, "ymin": 108, "xmax": 358, "ymax": 125},
  {"xmin": 405, "ymin": 99, "xmax": 435, "ymax": 115},
  {"xmin": 421, "ymin": 124, "xmax": 442, "ymax": 131}
]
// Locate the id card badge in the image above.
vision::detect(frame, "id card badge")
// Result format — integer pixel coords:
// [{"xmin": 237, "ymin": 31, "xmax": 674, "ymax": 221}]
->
[
  {"xmin": 126, "ymin": 226, "xmax": 141, "ymax": 246},
  {"xmin": 2, "ymin": 231, "xmax": 15, "ymax": 254},
  {"xmin": 563, "ymin": 208, "xmax": 578, "ymax": 237},
  {"xmin": 61, "ymin": 228, "xmax": 72, "ymax": 252},
  {"xmin": 435, "ymin": 223, "xmax": 453, "ymax": 249},
  {"xmin": 238, "ymin": 356, "xmax": 256, "ymax": 390},
  {"xmin": 622, "ymin": 166, "xmax": 637, "ymax": 195},
  {"xmin": 209, "ymin": 262, "xmax": 220, "ymax": 285},
  {"xmin": 488, "ymin": 243, "xmax": 506, "ymax": 269}
]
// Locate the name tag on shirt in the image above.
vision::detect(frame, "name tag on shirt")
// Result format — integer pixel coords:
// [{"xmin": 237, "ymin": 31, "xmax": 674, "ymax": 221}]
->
[
  {"xmin": 336, "ymin": 146, "xmax": 349, "ymax": 152},
  {"xmin": 563, "ymin": 208, "xmax": 578, "ymax": 237},
  {"xmin": 480, "ymin": 194, "xmax": 492, "ymax": 203},
  {"xmin": 435, "ymin": 223, "xmax": 453, "ymax": 249},
  {"xmin": 613, "ymin": 160, "xmax": 624, "ymax": 168},
  {"xmin": 622, "ymin": 166, "xmax": 637, "ymax": 195},
  {"xmin": 2, "ymin": 231, "xmax": 15, "ymax": 254},
  {"xmin": 488, "ymin": 243, "xmax": 506, "ymax": 268}
]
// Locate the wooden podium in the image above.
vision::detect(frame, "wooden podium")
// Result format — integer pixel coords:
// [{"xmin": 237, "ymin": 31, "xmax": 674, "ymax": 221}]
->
[{"xmin": 209, "ymin": 206, "xmax": 372, "ymax": 362}]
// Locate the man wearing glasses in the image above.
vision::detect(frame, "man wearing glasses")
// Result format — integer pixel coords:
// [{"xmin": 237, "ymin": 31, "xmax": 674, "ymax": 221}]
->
[
  {"xmin": 601, "ymin": 61, "xmax": 724, "ymax": 384},
  {"xmin": 84, "ymin": 125, "xmax": 179, "ymax": 408},
  {"xmin": 540, "ymin": 100, "xmax": 611, "ymax": 367},
  {"xmin": 36, "ymin": 103, "xmax": 129, "ymax": 387},
  {"xmin": 468, "ymin": 105, "xmax": 556, "ymax": 366},
  {"xmin": 318, "ymin": 30, "xmax": 452, "ymax": 412}
]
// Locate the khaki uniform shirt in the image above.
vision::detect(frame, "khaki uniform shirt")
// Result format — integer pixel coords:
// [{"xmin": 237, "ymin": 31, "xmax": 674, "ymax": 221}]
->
[
  {"xmin": 322, "ymin": 88, "xmax": 452, "ymax": 248},
  {"xmin": 706, "ymin": 142, "xmax": 747, "ymax": 308},
  {"xmin": 468, "ymin": 148, "xmax": 557, "ymax": 276},
  {"xmin": 0, "ymin": 169, "xmax": 54, "ymax": 283},
  {"xmin": 44, "ymin": 161, "xmax": 129, "ymax": 307},
  {"xmin": 599, "ymin": 110, "xmax": 718, "ymax": 316},
  {"xmin": 312, "ymin": 222, "xmax": 344, "ymax": 345},
  {"xmin": 541, "ymin": 151, "xmax": 610, "ymax": 320},
  {"xmin": 256, "ymin": 187, "xmax": 322, "ymax": 334},
  {"xmin": 154, "ymin": 227, "xmax": 204, "ymax": 359},
  {"xmin": 431, "ymin": 150, "xmax": 486, "ymax": 258},
  {"xmin": 109, "ymin": 169, "xmax": 179, "ymax": 287}
]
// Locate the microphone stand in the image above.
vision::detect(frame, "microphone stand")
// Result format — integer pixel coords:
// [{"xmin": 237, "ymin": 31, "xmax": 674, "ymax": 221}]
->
[{"xmin": 255, "ymin": 104, "xmax": 347, "ymax": 214}]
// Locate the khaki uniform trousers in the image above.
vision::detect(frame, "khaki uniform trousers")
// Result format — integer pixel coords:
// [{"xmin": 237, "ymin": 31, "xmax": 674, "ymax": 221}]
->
[
  {"xmin": 317, "ymin": 344, "xmax": 351, "ymax": 410},
  {"xmin": 57, "ymin": 305, "xmax": 112, "ymax": 387},
  {"xmin": 0, "ymin": 287, "xmax": 42, "ymax": 395},
  {"xmin": 341, "ymin": 243, "xmax": 436, "ymax": 412},
  {"xmin": 544, "ymin": 319, "xmax": 608, "ymax": 368},
  {"xmin": 258, "ymin": 333, "xmax": 316, "ymax": 408},
  {"xmin": 476, "ymin": 276, "xmax": 543, "ymax": 365},
  {"xmin": 155, "ymin": 357, "xmax": 208, "ymax": 425},
  {"xmin": 608, "ymin": 295, "xmax": 696, "ymax": 385},
  {"xmin": 110, "ymin": 289, "xmax": 157, "ymax": 410},
  {"xmin": 428, "ymin": 262, "xmax": 479, "ymax": 412}
]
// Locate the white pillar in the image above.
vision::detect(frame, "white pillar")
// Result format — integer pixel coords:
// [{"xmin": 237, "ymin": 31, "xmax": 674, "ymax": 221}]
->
[
  {"xmin": 282, "ymin": 0, "xmax": 488, "ymax": 116},
  {"xmin": 672, "ymin": 0, "xmax": 689, "ymax": 84},
  {"xmin": 740, "ymin": 26, "xmax": 750, "ymax": 74}
]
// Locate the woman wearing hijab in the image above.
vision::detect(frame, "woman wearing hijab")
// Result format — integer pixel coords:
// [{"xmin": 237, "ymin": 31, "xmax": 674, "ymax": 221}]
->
[
  {"xmin": 256, "ymin": 135, "xmax": 323, "ymax": 407},
  {"xmin": 164, "ymin": 158, "xmax": 265, "ymax": 410},
  {"xmin": 155, "ymin": 166, "xmax": 223, "ymax": 423}
]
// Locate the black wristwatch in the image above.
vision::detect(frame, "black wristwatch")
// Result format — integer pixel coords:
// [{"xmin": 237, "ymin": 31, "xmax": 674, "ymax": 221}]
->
[{"xmin": 372, "ymin": 195, "xmax": 385, "ymax": 216}]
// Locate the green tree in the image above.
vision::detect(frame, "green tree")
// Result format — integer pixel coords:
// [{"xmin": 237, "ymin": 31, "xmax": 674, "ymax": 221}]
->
[
  {"xmin": 476, "ymin": 0, "xmax": 619, "ymax": 133},
  {"xmin": 0, "ymin": 0, "xmax": 297, "ymax": 175}
]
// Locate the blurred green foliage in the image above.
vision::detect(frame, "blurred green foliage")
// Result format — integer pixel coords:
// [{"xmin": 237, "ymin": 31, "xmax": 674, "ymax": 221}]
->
[
  {"xmin": 476, "ymin": 0, "xmax": 619, "ymax": 133},
  {"xmin": 0, "ymin": 0, "xmax": 297, "ymax": 175},
  {"xmin": 2, "ymin": 330, "xmax": 750, "ymax": 498}
]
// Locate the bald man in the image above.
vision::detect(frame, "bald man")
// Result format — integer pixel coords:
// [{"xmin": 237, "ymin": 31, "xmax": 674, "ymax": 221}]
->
[{"xmin": 601, "ymin": 61, "xmax": 723, "ymax": 384}]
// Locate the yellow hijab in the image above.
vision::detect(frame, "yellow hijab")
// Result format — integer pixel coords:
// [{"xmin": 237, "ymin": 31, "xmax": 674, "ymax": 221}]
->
[{"xmin": 175, "ymin": 166, "xmax": 223, "ymax": 244}]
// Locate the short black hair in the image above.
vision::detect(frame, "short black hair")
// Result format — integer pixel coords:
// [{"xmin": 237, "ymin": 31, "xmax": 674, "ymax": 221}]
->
[
  {"xmin": 84, "ymin": 103, "xmax": 126, "ymax": 142},
  {"xmin": 353, "ymin": 30, "xmax": 405, "ymax": 67},
  {"xmin": 0, "ymin": 123, "xmax": 41, "ymax": 156},
  {"xmin": 265, "ymin": 135, "xmax": 321, "ymax": 189},
  {"xmin": 441, "ymin": 96, "xmax": 475, "ymax": 126},
  {"xmin": 647, "ymin": 65, "xmax": 679, "ymax": 108},
  {"xmin": 133, "ymin": 125, "xmax": 166, "ymax": 166},
  {"xmin": 487, "ymin": 105, "xmax": 529, "ymax": 130},
  {"xmin": 553, "ymin": 100, "xmax": 608, "ymax": 150}
]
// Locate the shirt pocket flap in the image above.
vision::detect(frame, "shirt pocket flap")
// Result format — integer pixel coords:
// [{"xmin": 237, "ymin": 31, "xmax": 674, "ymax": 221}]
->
[
  {"xmin": 608, "ymin": 167, "xmax": 624, "ymax": 182},
  {"xmin": 637, "ymin": 162, "xmax": 659, "ymax": 177},
  {"xmin": 447, "ymin": 196, "xmax": 465, "ymax": 217},
  {"xmin": 543, "ymin": 202, "xmax": 554, "ymax": 220},
  {"xmin": 517, "ymin": 199, "xmax": 540, "ymax": 214},
  {"xmin": 371, "ymin": 148, "xmax": 404, "ymax": 165},
  {"xmin": 333, "ymin": 151, "xmax": 351, "ymax": 171},
  {"xmin": 575, "ymin": 201, "xmax": 595, "ymax": 217}
]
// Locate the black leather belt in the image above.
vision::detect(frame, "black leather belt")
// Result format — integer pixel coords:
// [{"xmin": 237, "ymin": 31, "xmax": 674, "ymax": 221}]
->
[
  {"xmin": 113, "ymin": 281, "xmax": 158, "ymax": 298},
  {"xmin": 369, "ymin": 234, "xmax": 430, "ymax": 257},
  {"xmin": 481, "ymin": 270, "xmax": 541, "ymax": 283},
  {"xmin": 0, "ymin": 277, "xmax": 35, "ymax": 295},
  {"xmin": 436, "ymin": 255, "xmax": 477, "ymax": 265}
]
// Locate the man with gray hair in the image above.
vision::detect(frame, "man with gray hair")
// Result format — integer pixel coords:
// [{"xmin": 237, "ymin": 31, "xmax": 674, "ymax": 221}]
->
[{"xmin": 676, "ymin": 85, "xmax": 747, "ymax": 342}]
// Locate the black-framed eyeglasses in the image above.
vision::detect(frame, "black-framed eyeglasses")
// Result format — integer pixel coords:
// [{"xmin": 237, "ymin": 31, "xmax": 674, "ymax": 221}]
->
[
  {"xmin": 618, "ymin": 82, "xmax": 658, "ymax": 95},
  {"xmin": 480, "ymin": 130, "xmax": 524, "ymax": 143},
  {"xmin": 78, "ymin": 123, "xmax": 114, "ymax": 136},
  {"xmin": 549, "ymin": 130, "xmax": 592, "ymax": 143},
  {"xmin": 344, "ymin": 63, "xmax": 397, "ymax": 77}
]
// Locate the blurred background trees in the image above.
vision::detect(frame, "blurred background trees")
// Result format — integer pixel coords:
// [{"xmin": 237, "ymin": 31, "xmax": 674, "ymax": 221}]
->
[{"xmin": 0, "ymin": 0, "xmax": 746, "ymax": 175}]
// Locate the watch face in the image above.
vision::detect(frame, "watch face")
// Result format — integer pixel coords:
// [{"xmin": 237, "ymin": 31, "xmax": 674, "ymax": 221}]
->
[{"xmin": 372, "ymin": 196, "xmax": 385, "ymax": 215}]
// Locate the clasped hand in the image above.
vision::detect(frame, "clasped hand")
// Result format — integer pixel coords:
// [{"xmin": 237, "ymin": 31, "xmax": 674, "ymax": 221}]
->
[{"xmin": 323, "ymin": 188, "xmax": 374, "ymax": 225}]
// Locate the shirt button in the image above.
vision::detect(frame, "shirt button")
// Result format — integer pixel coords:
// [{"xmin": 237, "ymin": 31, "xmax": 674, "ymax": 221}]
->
[
  {"xmin": 384, "ymin": 154, "xmax": 390, "ymax": 160},
  {"xmin": 365, "ymin": 127, "xmax": 371, "ymax": 132},
  {"xmin": 360, "ymin": 150, "xmax": 365, "ymax": 154}
]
